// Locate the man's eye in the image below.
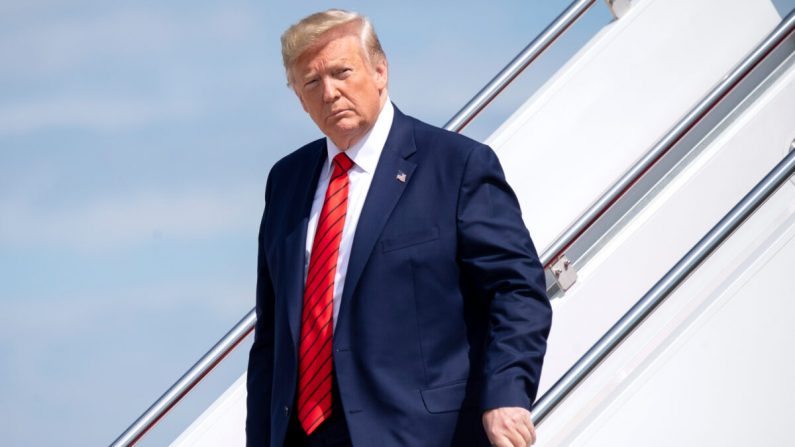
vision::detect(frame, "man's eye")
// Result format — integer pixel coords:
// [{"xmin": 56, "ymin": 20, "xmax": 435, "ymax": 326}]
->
[
  {"xmin": 336, "ymin": 68, "xmax": 352, "ymax": 78},
  {"xmin": 304, "ymin": 79, "xmax": 318, "ymax": 88}
]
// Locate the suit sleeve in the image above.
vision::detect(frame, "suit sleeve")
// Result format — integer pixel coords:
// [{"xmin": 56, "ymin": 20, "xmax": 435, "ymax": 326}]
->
[
  {"xmin": 456, "ymin": 144, "xmax": 552, "ymax": 412},
  {"xmin": 246, "ymin": 176, "xmax": 275, "ymax": 446}
]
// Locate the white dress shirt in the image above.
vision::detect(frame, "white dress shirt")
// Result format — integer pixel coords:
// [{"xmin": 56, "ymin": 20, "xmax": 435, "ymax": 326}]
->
[{"xmin": 305, "ymin": 100, "xmax": 394, "ymax": 329}]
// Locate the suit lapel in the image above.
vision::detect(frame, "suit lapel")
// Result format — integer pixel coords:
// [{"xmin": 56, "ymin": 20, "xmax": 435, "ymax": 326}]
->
[
  {"xmin": 335, "ymin": 108, "xmax": 418, "ymax": 338},
  {"xmin": 284, "ymin": 142, "xmax": 327, "ymax": 353}
]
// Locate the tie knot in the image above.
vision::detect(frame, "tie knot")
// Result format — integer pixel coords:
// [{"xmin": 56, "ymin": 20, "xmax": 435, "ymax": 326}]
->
[{"xmin": 333, "ymin": 152, "xmax": 354, "ymax": 173}]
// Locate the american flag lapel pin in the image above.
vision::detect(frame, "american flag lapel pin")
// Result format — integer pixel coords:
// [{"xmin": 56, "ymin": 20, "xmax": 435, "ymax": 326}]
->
[{"xmin": 396, "ymin": 170, "xmax": 407, "ymax": 183}]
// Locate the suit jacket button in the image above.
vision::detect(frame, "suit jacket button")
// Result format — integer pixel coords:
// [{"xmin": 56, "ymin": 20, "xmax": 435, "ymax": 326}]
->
[{"xmin": 284, "ymin": 406, "xmax": 289, "ymax": 416}]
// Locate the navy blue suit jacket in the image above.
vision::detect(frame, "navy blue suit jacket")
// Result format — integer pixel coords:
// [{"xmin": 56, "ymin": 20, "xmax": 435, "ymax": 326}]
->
[{"xmin": 247, "ymin": 106, "xmax": 551, "ymax": 446}]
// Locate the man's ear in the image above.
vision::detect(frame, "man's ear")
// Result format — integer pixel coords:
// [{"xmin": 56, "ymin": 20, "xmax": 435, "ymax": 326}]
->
[
  {"xmin": 373, "ymin": 58, "xmax": 388, "ymax": 91},
  {"xmin": 294, "ymin": 87, "xmax": 309, "ymax": 113},
  {"xmin": 288, "ymin": 68, "xmax": 310, "ymax": 113}
]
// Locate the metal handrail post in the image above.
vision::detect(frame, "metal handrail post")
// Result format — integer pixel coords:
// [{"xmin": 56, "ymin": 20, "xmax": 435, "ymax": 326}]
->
[
  {"xmin": 109, "ymin": 310, "xmax": 257, "ymax": 447},
  {"xmin": 443, "ymin": 0, "xmax": 597, "ymax": 132},
  {"xmin": 539, "ymin": 9, "xmax": 795, "ymax": 268},
  {"xmin": 532, "ymin": 149, "xmax": 795, "ymax": 425}
]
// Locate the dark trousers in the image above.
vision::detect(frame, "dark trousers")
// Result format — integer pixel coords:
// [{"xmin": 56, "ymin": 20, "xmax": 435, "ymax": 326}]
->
[{"xmin": 284, "ymin": 374, "xmax": 352, "ymax": 447}]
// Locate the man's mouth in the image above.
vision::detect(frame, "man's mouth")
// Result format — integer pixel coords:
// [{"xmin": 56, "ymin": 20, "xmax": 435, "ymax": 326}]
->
[{"xmin": 329, "ymin": 109, "xmax": 352, "ymax": 118}]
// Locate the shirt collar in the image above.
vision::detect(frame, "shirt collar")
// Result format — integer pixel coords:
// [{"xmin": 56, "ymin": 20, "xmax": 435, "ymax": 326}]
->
[{"xmin": 325, "ymin": 99, "xmax": 394, "ymax": 174}]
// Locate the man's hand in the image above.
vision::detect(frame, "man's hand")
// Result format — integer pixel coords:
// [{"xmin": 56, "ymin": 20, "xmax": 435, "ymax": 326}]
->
[{"xmin": 482, "ymin": 407, "xmax": 536, "ymax": 447}]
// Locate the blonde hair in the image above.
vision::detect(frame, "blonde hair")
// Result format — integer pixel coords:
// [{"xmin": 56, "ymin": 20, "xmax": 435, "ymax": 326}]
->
[{"xmin": 281, "ymin": 9, "xmax": 386, "ymax": 87}]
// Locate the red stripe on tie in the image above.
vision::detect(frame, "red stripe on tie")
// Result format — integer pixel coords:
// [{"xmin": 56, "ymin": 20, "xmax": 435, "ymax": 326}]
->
[{"xmin": 297, "ymin": 152, "xmax": 353, "ymax": 435}]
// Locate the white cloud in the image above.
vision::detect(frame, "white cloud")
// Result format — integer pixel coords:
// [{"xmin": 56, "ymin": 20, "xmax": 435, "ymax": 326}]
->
[
  {"xmin": 0, "ymin": 184, "xmax": 262, "ymax": 252},
  {"xmin": 0, "ymin": 273, "xmax": 253, "ymax": 339},
  {"xmin": 0, "ymin": 95, "xmax": 201, "ymax": 135},
  {"xmin": 0, "ymin": 4, "xmax": 266, "ymax": 135},
  {"xmin": 0, "ymin": 270, "xmax": 255, "ymax": 446},
  {"xmin": 0, "ymin": 5, "xmax": 259, "ymax": 77}
]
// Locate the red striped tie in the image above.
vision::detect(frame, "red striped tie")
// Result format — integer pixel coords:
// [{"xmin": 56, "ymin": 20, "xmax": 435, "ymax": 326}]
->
[{"xmin": 297, "ymin": 152, "xmax": 354, "ymax": 434}]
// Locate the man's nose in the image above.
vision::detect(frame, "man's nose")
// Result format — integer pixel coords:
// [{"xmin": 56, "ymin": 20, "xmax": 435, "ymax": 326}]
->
[{"xmin": 321, "ymin": 78, "xmax": 340, "ymax": 103}]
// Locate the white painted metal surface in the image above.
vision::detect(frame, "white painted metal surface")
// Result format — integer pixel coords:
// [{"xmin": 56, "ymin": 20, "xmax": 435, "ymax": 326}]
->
[
  {"xmin": 538, "ymin": 47, "xmax": 795, "ymax": 398},
  {"xmin": 487, "ymin": 0, "xmax": 782, "ymax": 255},
  {"xmin": 604, "ymin": 0, "xmax": 633, "ymax": 19},
  {"xmin": 536, "ymin": 44, "xmax": 795, "ymax": 443},
  {"xmin": 537, "ymin": 158, "xmax": 795, "ymax": 446},
  {"xmin": 170, "ymin": 0, "xmax": 794, "ymax": 444},
  {"xmin": 170, "ymin": 375, "xmax": 247, "ymax": 446}
]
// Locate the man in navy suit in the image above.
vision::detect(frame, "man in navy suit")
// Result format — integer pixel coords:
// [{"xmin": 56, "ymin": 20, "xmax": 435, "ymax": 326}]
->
[{"xmin": 247, "ymin": 9, "xmax": 551, "ymax": 447}]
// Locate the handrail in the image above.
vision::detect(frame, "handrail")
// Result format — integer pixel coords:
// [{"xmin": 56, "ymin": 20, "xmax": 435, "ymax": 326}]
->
[
  {"xmin": 109, "ymin": 2, "xmax": 598, "ymax": 445},
  {"xmin": 444, "ymin": 0, "xmax": 597, "ymax": 132},
  {"xmin": 539, "ymin": 8, "xmax": 795, "ymax": 269},
  {"xmin": 532, "ymin": 148, "xmax": 795, "ymax": 425},
  {"xmin": 110, "ymin": 310, "xmax": 256, "ymax": 447}
]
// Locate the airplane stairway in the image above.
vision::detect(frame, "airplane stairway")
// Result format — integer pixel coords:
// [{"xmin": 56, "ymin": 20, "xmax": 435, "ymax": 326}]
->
[{"xmin": 110, "ymin": 0, "xmax": 795, "ymax": 445}]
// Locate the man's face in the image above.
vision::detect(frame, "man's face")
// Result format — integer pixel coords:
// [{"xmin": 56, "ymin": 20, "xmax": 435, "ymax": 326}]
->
[{"xmin": 291, "ymin": 31, "xmax": 387, "ymax": 149}]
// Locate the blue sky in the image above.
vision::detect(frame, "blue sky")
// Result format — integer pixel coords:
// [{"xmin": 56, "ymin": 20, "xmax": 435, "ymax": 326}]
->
[{"xmin": 0, "ymin": 1, "xmax": 611, "ymax": 445}]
